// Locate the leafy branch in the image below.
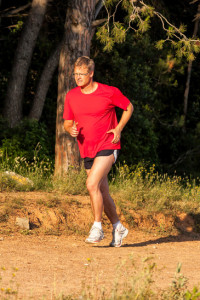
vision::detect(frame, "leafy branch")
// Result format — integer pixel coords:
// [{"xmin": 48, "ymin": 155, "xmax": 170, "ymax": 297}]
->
[{"xmin": 96, "ymin": 0, "xmax": 200, "ymax": 60}]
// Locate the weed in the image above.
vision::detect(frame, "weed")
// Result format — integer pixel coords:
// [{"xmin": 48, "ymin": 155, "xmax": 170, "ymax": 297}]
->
[
  {"xmin": 160, "ymin": 263, "xmax": 200, "ymax": 300},
  {"xmin": 2, "ymin": 198, "xmax": 25, "ymax": 217},
  {"xmin": 110, "ymin": 162, "xmax": 200, "ymax": 214},
  {"xmin": 0, "ymin": 210, "xmax": 9, "ymax": 223},
  {"xmin": 0, "ymin": 144, "xmax": 53, "ymax": 191},
  {"xmin": 36, "ymin": 198, "xmax": 45, "ymax": 205},
  {"xmin": 20, "ymin": 229, "xmax": 32, "ymax": 236},
  {"xmin": 66, "ymin": 224, "xmax": 89, "ymax": 236},
  {"xmin": 53, "ymin": 166, "xmax": 87, "ymax": 195},
  {"xmin": 44, "ymin": 228, "xmax": 62, "ymax": 236},
  {"xmin": 45, "ymin": 197, "xmax": 61, "ymax": 208},
  {"xmin": 0, "ymin": 267, "xmax": 19, "ymax": 298},
  {"xmin": 67, "ymin": 198, "xmax": 83, "ymax": 207}
]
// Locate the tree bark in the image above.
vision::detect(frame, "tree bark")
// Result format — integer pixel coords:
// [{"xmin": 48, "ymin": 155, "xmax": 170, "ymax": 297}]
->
[
  {"xmin": 54, "ymin": 0, "xmax": 96, "ymax": 175},
  {"xmin": 3, "ymin": 0, "xmax": 49, "ymax": 128},
  {"xmin": 28, "ymin": 41, "xmax": 62, "ymax": 121},
  {"xmin": 183, "ymin": 2, "xmax": 200, "ymax": 131}
]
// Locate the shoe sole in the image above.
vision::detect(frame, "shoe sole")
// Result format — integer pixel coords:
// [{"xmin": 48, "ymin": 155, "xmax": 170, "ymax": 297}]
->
[
  {"xmin": 85, "ymin": 236, "xmax": 104, "ymax": 244},
  {"xmin": 110, "ymin": 228, "xmax": 128, "ymax": 247}
]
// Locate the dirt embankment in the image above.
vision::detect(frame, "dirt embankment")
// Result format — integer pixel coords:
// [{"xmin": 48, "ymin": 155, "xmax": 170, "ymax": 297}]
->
[{"xmin": 1, "ymin": 191, "xmax": 200, "ymax": 236}]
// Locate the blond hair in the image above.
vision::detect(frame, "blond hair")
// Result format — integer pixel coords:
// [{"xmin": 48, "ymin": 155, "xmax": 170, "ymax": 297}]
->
[{"xmin": 74, "ymin": 56, "xmax": 95, "ymax": 72}]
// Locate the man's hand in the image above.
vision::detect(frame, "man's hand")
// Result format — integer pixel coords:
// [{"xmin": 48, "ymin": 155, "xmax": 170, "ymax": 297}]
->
[
  {"xmin": 106, "ymin": 102, "xmax": 134, "ymax": 144},
  {"xmin": 64, "ymin": 120, "xmax": 79, "ymax": 137},
  {"xmin": 107, "ymin": 127, "xmax": 121, "ymax": 144},
  {"xmin": 69, "ymin": 122, "xmax": 79, "ymax": 137}
]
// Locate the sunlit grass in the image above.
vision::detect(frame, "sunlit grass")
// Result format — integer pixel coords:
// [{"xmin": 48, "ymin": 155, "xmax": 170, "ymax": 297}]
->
[
  {"xmin": 109, "ymin": 163, "xmax": 200, "ymax": 214},
  {"xmin": 0, "ymin": 155, "xmax": 200, "ymax": 214},
  {"xmin": 0, "ymin": 154, "xmax": 53, "ymax": 191},
  {"xmin": 52, "ymin": 166, "xmax": 88, "ymax": 195}
]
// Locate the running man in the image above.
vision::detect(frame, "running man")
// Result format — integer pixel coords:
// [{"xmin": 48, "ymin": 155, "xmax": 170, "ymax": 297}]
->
[{"xmin": 63, "ymin": 56, "xmax": 133, "ymax": 247}]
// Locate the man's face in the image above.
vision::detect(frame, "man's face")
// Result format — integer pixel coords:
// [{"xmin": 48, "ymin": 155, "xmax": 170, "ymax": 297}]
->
[{"xmin": 74, "ymin": 65, "xmax": 93, "ymax": 87}]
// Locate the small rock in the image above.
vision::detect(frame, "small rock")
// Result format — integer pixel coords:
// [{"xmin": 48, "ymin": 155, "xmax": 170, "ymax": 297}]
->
[
  {"xmin": 0, "ymin": 237, "xmax": 4, "ymax": 241},
  {"xmin": 3, "ymin": 171, "xmax": 34, "ymax": 187},
  {"xmin": 16, "ymin": 217, "xmax": 30, "ymax": 230}
]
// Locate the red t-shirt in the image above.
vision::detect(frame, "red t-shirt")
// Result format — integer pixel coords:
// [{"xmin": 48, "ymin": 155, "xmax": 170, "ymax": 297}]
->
[{"xmin": 63, "ymin": 82, "xmax": 130, "ymax": 158}]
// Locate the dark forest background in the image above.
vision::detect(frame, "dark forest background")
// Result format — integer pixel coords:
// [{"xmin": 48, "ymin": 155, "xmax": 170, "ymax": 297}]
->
[{"xmin": 0, "ymin": 0, "xmax": 200, "ymax": 177}]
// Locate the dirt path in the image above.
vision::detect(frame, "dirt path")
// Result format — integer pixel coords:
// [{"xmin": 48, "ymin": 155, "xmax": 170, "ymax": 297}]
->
[
  {"xmin": 0, "ymin": 192, "xmax": 200, "ymax": 299},
  {"xmin": 1, "ymin": 230, "xmax": 200, "ymax": 299}
]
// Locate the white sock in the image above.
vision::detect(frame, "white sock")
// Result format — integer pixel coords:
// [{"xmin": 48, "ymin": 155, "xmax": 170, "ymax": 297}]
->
[
  {"xmin": 113, "ymin": 221, "xmax": 121, "ymax": 230},
  {"xmin": 94, "ymin": 221, "xmax": 102, "ymax": 230}
]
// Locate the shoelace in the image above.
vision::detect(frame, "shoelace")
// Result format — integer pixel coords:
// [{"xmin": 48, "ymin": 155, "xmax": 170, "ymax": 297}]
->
[{"xmin": 90, "ymin": 226, "xmax": 101, "ymax": 237}]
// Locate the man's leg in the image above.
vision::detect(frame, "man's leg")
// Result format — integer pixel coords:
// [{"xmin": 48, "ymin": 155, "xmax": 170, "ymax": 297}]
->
[
  {"xmin": 86, "ymin": 170, "xmax": 119, "ymax": 225},
  {"xmin": 100, "ymin": 175, "xmax": 128, "ymax": 247},
  {"xmin": 85, "ymin": 154, "xmax": 128, "ymax": 246},
  {"xmin": 86, "ymin": 154, "xmax": 114, "ymax": 222},
  {"xmin": 100, "ymin": 176, "xmax": 119, "ymax": 224},
  {"xmin": 85, "ymin": 154, "xmax": 114, "ymax": 243}
]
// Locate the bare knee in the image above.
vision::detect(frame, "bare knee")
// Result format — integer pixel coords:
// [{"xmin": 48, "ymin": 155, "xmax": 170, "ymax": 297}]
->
[{"xmin": 86, "ymin": 177, "xmax": 99, "ymax": 194}]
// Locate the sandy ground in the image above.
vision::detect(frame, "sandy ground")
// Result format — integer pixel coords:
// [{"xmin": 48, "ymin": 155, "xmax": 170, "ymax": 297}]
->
[
  {"xmin": 1, "ymin": 230, "xmax": 200, "ymax": 299},
  {"xmin": 0, "ymin": 192, "xmax": 200, "ymax": 299}
]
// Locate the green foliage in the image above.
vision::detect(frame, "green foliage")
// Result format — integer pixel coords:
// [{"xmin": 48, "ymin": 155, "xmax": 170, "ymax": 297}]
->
[
  {"xmin": 110, "ymin": 162, "xmax": 200, "ymax": 214},
  {"xmin": 138, "ymin": 16, "xmax": 151, "ymax": 33},
  {"xmin": 96, "ymin": 25, "xmax": 115, "ymax": 52},
  {"xmin": 53, "ymin": 166, "xmax": 88, "ymax": 195},
  {"xmin": 111, "ymin": 22, "xmax": 126, "ymax": 43},
  {"xmin": 140, "ymin": 4, "xmax": 154, "ymax": 18},
  {"xmin": 9, "ymin": 20, "xmax": 24, "ymax": 34},
  {"xmin": 184, "ymin": 287, "xmax": 200, "ymax": 300},
  {"xmin": 0, "ymin": 118, "xmax": 54, "ymax": 172},
  {"xmin": 0, "ymin": 118, "xmax": 54, "ymax": 191},
  {"xmin": 0, "ymin": 171, "xmax": 34, "ymax": 192},
  {"xmin": 161, "ymin": 263, "xmax": 200, "ymax": 300},
  {"xmin": 155, "ymin": 39, "xmax": 165, "ymax": 50},
  {"xmin": 98, "ymin": 0, "xmax": 200, "ymax": 62},
  {"xmin": 179, "ymin": 23, "xmax": 187, "ymax": 34}
]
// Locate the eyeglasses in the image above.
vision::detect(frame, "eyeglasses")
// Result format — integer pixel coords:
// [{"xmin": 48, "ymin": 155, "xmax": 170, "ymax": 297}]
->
[{"xmin": 73, "ymin": 72, "xmax": 89, "ymax": 77}]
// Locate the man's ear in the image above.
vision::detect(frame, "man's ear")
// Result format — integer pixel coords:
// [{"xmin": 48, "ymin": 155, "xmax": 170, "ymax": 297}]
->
[{"xmin": 89, "ymin": 71, "xmax": 94, "ymax": 78}]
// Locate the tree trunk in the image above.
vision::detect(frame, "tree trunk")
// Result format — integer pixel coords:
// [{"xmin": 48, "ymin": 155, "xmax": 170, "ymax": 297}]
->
[
  {"xmin": 183, "ymin": 2, "xmax": 200, "ymax": 131},
  {"xmin": 28, "ymin": 41, "xmax": 62, "ymax": 121},
  {"xmin": 54, "ymin": 0, "xmax": 96, "ymax": 175},
  {"xmin": 3, "ymin": 0, "xmax": 49, "ymax": 128}
]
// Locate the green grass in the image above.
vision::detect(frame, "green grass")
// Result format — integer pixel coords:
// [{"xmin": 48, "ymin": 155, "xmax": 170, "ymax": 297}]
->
[
  {"xmin": 109, "ymin": 163, "xmax": 200, "ymax": 215},
  {"xmin": 0, "ymin": 158, "xmax": 200, "ymax": 216}
]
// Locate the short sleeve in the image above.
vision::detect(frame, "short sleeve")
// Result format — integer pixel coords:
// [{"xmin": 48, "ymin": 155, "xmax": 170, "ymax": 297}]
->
[
  {"xmin": 110, "ymin": 87, "xmax": 130, "ymax": 110},
  {"xmin": 63, "ymin": 93, "xmax": 74, "ymax": 120}
]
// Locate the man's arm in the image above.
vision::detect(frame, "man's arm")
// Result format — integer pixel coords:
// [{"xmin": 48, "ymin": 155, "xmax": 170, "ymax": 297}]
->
[
  {"xmin": 107, "ymin": 102, "xmax": 134, "ymax": 144},
  {"xmin": 64, "ymin": 120, "xmax": 79, "ymax": 137}
]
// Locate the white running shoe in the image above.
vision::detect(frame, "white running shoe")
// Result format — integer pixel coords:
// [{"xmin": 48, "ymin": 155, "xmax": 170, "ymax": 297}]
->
[
  {"xmin": 110, "ymin": 224, "xmax": 128, "ymax": 247},
  {"xmin": 85, "ymin": 225, "xmax": 104, "ymax": 244}
]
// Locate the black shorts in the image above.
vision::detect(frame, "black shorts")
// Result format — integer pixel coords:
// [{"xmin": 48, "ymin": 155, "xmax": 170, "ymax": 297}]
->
[{"xmin": 84, "ymin": 149, "xmax": 120, "ymax": 170}]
